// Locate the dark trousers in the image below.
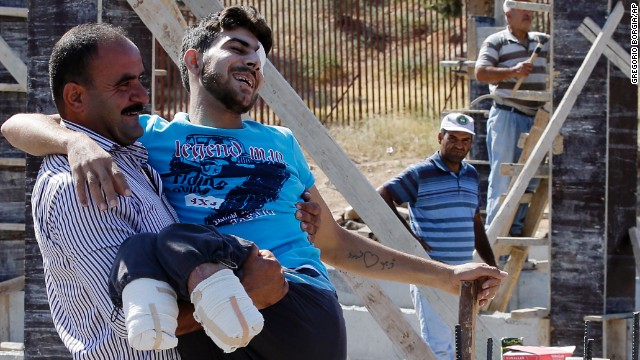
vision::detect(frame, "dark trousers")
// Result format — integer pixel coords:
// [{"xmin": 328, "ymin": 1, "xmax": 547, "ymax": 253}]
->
[
  {"xmin": 177, "ymin": 282, "xmax": 347, "ymax": 360},
  {"xmin": 108, "ymin": 223, "xmax": 347, "ymax": 360}
]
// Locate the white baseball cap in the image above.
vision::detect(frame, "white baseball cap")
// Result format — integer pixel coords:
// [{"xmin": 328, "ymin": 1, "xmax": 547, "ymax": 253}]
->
[{"xmin": 440, "ymin": 113, "xmax": 475, "ymax": 135}]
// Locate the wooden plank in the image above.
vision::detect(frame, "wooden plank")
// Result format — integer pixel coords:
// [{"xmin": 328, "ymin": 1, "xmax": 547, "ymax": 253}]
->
[
  {"xmin": 486, "ymin": 2, "xmax": 625, "ymax": 244},
  {"xmin": 126, "ymin": 0, "xmax": 187, "ymax": 65},
  {"xmin": 504, "ymin": 0, "xmax": 552, "ymax": 12},
  {"xmin": 339, "ymin": 271, "xmax": 435, "ymax": 360},
  {"xmin": 495, "ymin": 236, "xmax": 549, "ymax": 247},
  {"xmin": 522, "ymin": 178, "xmax": 550, "ymax": 237},
  {"xmin": 629, "ymin": 227, "xmax": 640, "ymax": 273},
  {"xmin": 488, "ymin": 246, "xmax": 528, "ymax": 312},
  {"xmin": 0, "ymin": 224, "xmax": 24, "ymax": 232},
  {"xmin": 0, "ymin": 158, "xmax": 26, "ymax": 168},
  {"xmin": 0, "ymin": 35, "xmax": 27, "ymax": 89},
  {"xmin": 603, "ymin": 319, "xmax": 627, "ymax": 360},
  {"xmin": 584, "ymin": 312, "xmax": 635, "ymax": 321},
  {"xmin": 0, "ymin": 7, "xmax": 27, "ymax": 18},
  {"xmin": 0, "ymin": 276, "xmax": 24, "ymax": 294},
  {"xmin": 500, "ymin": 163, "xmax": 549, "ymax": 178},
  {"xmin": 136, "ymin": 0, "xmax": 501, "ymax": 358},
  {"xmin": 0, "ymin": 83, "xmax": 26, "ymax": 92},
  {"xmin": 579, "ymin": 17, "xmax": 631, "ymax": 77},
  {"xmin": 458, "ymin": 281, "xmax": 478, "ymax": 360},
  {"xmin": 510, "ymin": 307, "xmax": 549, "ymax": 320}
]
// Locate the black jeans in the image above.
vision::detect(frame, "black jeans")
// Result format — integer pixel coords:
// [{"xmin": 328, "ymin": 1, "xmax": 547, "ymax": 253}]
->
[
  {"xmin": 108, "ymin": 223, "xmax": 347, "ymax": 360},
  {"xmin": 109, "ymin": 223, "xmax": 254, "ymax": 305}
]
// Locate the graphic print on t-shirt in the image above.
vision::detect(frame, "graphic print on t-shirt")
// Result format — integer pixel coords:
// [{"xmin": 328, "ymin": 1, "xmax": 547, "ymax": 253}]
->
[{"xmin": 162, "ymin": 133, "xmax": 290, "ymax": 226}]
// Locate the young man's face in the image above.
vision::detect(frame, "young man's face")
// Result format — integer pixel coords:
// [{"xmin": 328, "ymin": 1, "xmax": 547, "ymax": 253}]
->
[
  {"xmin": 82, "ymin": 39, "xmax": 149, "ymax": 145},
  {"xmin": 200, "ymin": 27, "xmax": 265, "ymax": 114},
  {"xmin": 438, "ymin": 130, "xmax": 472, "ymax": 167}
]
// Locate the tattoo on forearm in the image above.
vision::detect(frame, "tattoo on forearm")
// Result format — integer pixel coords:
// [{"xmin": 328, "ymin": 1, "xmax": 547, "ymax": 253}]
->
[{"xmin": 348, "ymin": 251, "xmax": 396, "ymax": 270}]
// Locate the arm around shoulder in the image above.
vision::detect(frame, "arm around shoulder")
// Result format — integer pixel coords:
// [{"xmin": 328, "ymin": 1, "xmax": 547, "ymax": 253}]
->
[{"xmin": 1, "ymin": 113, "xmax": 78, "ymax": 156}]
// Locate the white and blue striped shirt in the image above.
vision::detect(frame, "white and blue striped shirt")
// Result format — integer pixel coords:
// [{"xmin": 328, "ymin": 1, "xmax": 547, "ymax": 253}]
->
[
  {"xmin": 383, "ymin": 152, "xmax": 480, "ymax": 265},
  {"xmin": 31, "ymin": 121, "xmax": 181, "ymax": 359}
]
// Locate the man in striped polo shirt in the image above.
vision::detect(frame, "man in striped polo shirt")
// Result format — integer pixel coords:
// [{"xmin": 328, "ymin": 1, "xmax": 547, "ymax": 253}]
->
[
  {"xmin": 378, "ymin": 113, "xmax": 497, "ymax": 360},
  {"xmin": 475, "ymin": 0, "xmax": 549, "ymax": 236}
]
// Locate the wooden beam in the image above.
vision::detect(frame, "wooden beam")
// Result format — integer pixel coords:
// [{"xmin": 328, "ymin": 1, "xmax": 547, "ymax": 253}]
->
[
  {"xmin": 521, "ymin": 178, "xmax": 549, "ymax": 237},
  {"xmin": 339, "ymin": 271, "xmax": 435, "ymax": 360},
  {"xmin": 579, "ymin": 17, "xmax": 631, "ymax": 77},
  {"xmin": 0, "ymin": 276, "xmax": 24, "ymax": 294},
  {"xmin": 0, "ymin": 223, "xmax": 25, "ymax": 232},
  {"xmin": 458, "ymin": 281, "xmax": 478, "ymax": 360},
  {"xmin": 510, "ymin": 307, "xmax": 549, "ymax": 320},
  {"xmin": 504, "ymin": 0, "xmax": 552, "ymax": 13},
  {"xmin": 0, "ymin": 35, "xmax": 27, "ymax": 89},
  {"xmin": 494, "ymin": 236, "xmax": 549, "ymax": 247},
  {"xmin": 0, "ymin": 83, "xmax": 26, "ymax": 92},
  {"xmin": 0, "ymin": 158, "xmax": 26, "ymax": 167},
  {"xmin": 126, "ymin": 0, "xmax": 187, "ymax": 65},
  {"xmin": 488, "ymin": 247, "xmax": 528, "ymax": 312},
  {"xmin": 629, "ymin": 227, "xmax": 640, "ymax": 273},
  {"xmin": 500, "ymin": 163, "xmax": 549, "ymax": 178},
  {"xmin": 0, "ymin": 6, "xmax": 27, "ymax": 17},
  {"xmin": 486, "ymin": 2, "xmax": 625, "ymax": 244}
]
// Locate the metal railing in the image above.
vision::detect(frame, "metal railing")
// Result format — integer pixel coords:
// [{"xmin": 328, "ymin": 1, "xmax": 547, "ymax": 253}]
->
[{"xmin": 153, "ymin": 0, "xmax": 550, "ymax": 126}]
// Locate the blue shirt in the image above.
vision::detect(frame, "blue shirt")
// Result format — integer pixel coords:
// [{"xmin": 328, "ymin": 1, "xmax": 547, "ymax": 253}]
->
[
  {"xmin": 383, "ymin": 152, "xmax": 480, "ymax": 264},
  {"xmin": 138, "ymin": 113, "xmax": 334, "ymax": 291}
]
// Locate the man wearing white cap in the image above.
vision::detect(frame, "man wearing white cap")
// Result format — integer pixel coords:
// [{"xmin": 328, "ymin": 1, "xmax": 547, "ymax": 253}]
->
[{"xmin": 378, "ymin": 113, "xmax": 497, "ymax": 360}]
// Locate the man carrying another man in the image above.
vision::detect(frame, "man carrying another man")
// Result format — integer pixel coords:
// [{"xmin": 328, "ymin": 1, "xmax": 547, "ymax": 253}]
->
[{"xmin": 3, "ymin": 6, "xmax": 507, "ymax": 360}]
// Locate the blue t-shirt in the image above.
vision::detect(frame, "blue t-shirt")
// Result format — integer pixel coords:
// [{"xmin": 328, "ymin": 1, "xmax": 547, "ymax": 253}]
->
[
  {"xmin": 138, "ymin": 113, "xmax": 333, "ymax": 290},
  {"xmin": 383, "ymin": 152, "xmax": 480, "ymax": 265}
]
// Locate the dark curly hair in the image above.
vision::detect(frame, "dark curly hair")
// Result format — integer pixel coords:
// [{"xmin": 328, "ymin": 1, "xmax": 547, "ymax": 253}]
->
[
  {"xmin": 179, "ymin": 5, "xmax": 273, "ymax": 92},
  {"xmin": 49, "ymin": 23, "xmax": 128, "ymax": 108}
]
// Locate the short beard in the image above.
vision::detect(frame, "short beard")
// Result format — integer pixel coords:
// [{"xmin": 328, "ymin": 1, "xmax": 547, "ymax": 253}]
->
[{"xmin": 201, "ymin": 64, "xmax": 259, "ymax": 114}]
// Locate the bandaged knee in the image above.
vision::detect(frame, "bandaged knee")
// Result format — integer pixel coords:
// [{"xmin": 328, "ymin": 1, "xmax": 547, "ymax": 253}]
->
[
  {"xmin": 190, "ymin": 268, "xmax": 264, "ymax": 353},
  {"xmin": 122, "ymin": 278, "xmax": 179, "ymax": 350}
]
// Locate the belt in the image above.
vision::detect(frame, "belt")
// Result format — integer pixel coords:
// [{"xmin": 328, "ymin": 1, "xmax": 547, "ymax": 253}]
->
[{"xmin": 493, "ymin": 102, "xmax": 534, "ymax": 117}]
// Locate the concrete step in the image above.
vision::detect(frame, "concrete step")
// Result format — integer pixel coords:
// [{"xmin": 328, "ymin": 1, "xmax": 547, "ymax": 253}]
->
[{"xmin": 0, "ymin": 343, "xmax": 23, "ymax": 360}]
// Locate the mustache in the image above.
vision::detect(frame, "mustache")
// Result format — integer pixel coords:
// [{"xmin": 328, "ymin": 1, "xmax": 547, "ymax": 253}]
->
[
  {"xmin": 231, "ymin": 65, "xmax": 257, "ymax": 77},
  {"xmin": 121, "ymin": 103, "xmax": 145, "ymax": 114}
]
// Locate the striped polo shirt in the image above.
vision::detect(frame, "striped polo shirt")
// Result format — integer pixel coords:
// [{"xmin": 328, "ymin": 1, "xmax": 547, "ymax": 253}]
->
[
  {"xmin": 32, "ymin": 121, "xmax": 181, "ymax": 359},
  {"xmin": 383, "ymin": 152, "xmax": 480, "ymax": 265},
  {"xmin": 476, "ymin": 28, "xmax": 548, "ymax": 111}
]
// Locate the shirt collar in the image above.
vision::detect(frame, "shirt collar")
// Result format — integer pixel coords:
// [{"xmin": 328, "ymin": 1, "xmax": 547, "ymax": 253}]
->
[
  {"xmin": 61, "ymin": 119, "xmax": 149, "ymax": 165},
  {"xmin": 504, "ymin": 27, "xmax": 535, "ymax": 45},
  {"xmin": 429, "ymin": 151, "xmax": 469, "ymax": 175}
]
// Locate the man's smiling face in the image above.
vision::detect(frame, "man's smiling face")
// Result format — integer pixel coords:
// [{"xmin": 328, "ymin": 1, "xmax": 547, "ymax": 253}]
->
[{"xmin": 200, "ymin": 27, "xmax": 265, "ymax": 114}]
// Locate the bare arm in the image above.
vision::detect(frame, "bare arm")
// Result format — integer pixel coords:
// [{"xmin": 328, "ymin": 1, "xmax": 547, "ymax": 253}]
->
[
  {"xmin": 2, "ymin": 113, "xmax": 70, "ymax": 155},
  {"xmin": 377, "ymin": 185, "xmax": 432, "ymax": 252},
  {"xmin": 2, "ymin": 113, "xmax": 131, "ymax": 210},
  {"xmin": 308, "ymin": 186, "xmax": 506, "ymax": 304},
  {"xmin": 475, "ymin": 62, "xmax": 533, "ymax": 84}
]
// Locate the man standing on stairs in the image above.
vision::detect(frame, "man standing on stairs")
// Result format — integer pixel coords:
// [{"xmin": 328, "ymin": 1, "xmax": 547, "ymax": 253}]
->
[
  {"xmin": 475, "ymin": 0, "xmax": 549, "ymax": 236},
  {"xmin": 378, "ymin": 113, "xmax": 497, "ymax": 360}
]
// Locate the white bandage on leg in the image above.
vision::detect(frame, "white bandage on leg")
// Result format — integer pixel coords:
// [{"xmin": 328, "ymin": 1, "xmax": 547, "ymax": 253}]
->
[
  {"xmin": 122, "ymin": 278, "xmax": 179, "ymax": 350},
  {"xmin": 190, "ymin": 268, "xmax": 264, "ymax": 353}
]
